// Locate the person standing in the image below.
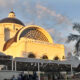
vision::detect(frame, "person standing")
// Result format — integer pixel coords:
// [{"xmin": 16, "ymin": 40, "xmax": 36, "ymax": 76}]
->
[{"xmin": 11, "ymin": 75, "xmax": 16, "ymax": 80}]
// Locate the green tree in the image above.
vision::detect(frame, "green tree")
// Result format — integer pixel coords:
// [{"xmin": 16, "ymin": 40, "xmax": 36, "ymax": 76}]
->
[{"xmin": 67, "ymin": 23, "xmax": 80, "ymax": 53}]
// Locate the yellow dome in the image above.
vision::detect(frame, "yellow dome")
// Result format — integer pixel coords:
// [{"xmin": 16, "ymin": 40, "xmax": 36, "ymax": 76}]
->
[
  {"xmin": 0, "ymin": 11, "xmax": 25, "ymax": 26},
  {"xmin": 17, "ymin": 25, "xmax": 53, "ymax": 43},
  {"xmin": 8, "ymin": 11, "xmax": 15, "ymax": 18}
]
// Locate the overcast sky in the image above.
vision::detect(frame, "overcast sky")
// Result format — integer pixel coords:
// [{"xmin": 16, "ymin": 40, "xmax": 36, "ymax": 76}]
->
[{"xmin": 0, "ymin": 0, "xmax": 80, "ymax": 55}]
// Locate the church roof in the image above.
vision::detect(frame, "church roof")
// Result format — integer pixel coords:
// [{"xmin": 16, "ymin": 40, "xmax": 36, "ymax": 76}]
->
[
  {"xmin": 10, "ymin": 11, "xmax": 15, "ymax": 13},
  {"xmin": 3, "ymin": 25, "xmax": 53, "ymax": 51},
  {"xmin": 3, "ymin": 28, "xmax": 21, "ymax": 51},
  {"xmin": 0, "ymin": 17, "xmax": 25, "ymax": 26},
  {"xmin": 3, "ymin": 38, "xmax": 16, "ymax": 51}
]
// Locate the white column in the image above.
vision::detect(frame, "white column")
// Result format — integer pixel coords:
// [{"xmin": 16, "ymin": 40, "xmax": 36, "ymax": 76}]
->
[
  {"xmin": 38, "ymin": 63, "xmax": 40, "ymax": 80},
  {"xmin": 15, "ymin": 61, "xmax": 16, "ymax": 71},
  {"xmin": 6, "ymin": 66, "xmax": 7, "ymax": 70},
  {"xmin": 12, "ymin": 59, "xmax": 13, "ymax": 71},
  {"xmin": 71, "ymin": 64, "xmax": 73, "ymax": 76}
]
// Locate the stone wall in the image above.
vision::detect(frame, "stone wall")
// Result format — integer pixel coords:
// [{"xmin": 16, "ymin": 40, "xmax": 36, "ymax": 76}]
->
[{"xmin": 0, "ymin": 70, "xmax": 22, "ymax": 80}]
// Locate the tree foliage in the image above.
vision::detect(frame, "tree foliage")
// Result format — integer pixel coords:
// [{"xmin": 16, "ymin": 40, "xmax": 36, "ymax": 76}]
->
[{"xmin": 67, "ymin": 23, "xmax": 80, "ymax": 52}]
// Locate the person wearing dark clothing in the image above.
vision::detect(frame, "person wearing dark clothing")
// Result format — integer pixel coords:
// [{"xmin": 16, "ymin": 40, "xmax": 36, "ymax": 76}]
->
[
  {"xmin": 20, "ymin": 72, "xmax": 24, "ymax": 80},
  {"xmin": 17, "ymin": 74, "xmax": 22, "ymax": 80},
  {"xmin": 23, "ymin": 74, "xmax": 28, "ymax": 80},
  {"xmin": 29, "ymin": 74, "xmax": 33, "ymax": 80},
  {"xmin": 33, "ymin": 72, "xmax": 38, "ymax": 80},
  {"xmin": 11, "ymin": 75, "xmax": 16, "ymax": 80}
]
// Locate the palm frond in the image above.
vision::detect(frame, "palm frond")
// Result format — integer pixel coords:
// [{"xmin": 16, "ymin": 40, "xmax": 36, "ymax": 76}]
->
[
  {"xmin": 66, "ymin": 33, "xmax": 80, "ymax": 43},
  {"xmin": 73, "ymin": 23, "xmax": 80, "ymax": 33},
  {"xmin": 75, "ymin": 40, "xmax": 80, "ymax": 52}
]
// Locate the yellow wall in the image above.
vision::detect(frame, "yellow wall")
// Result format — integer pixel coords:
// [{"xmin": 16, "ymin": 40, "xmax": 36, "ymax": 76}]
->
[
  {"xmin": 4, "ymin": 38, "xmax": 65, "ymax": 60},
  {"xmin": 0, "ymin": 24, "xmax": 5, "ymax": 51},
  {"xmin": 0, "ymin": 23, "xmax": 23, "ymax": 51}
]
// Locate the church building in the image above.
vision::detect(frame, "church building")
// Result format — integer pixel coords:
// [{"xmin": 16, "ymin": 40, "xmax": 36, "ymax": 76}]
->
[{"xmin": 0, "ymin": 11, "xmax": 65, "ymax": 60}]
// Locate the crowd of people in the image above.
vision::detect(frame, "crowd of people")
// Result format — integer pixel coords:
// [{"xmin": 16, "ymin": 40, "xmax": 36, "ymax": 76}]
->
[
  {"xmin": 4, "ymin": 72, "xmax": 38, "ymax": 80},
  {"xmin": 4, "ymin": 71, "xmax": 67, "ymax": 80}
]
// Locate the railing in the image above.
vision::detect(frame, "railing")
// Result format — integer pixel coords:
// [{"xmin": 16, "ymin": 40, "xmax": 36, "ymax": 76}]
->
[
  {"xmin": 56, "ymin": 78, "xmax": 80, "ymax": 80},
  {"xmin": 3, "ymin": 78, "xmax": 80, "ymax": 80}
]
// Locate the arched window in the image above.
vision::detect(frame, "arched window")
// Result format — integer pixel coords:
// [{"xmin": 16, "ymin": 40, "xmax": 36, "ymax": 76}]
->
[
  {"xmin": 53, "ymin": 56, "xmax": 59, "ymax": 60},
  {"xmin": 4, "ymin": 28, "xmax": 10, "ymax": 41},
  {"xmin": 41, "ymin": 55, "xmax": 48, "ymax": 59},
  {"xmin": 62, "ymin": 56, "xmax": 65, "ymax": 59},
  {"xmin": 28, "ymin": 52, "xmax": 36, "ymax": 58}
]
